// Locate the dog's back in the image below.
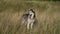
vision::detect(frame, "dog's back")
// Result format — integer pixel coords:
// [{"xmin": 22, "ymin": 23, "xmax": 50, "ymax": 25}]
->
[
  {"xmin": 23, "ymin": 14, "xmax": 29, "ymax": 21},
  {"xmin": 22, "ymin": 14, "xmax": 29, "ymax": 25}
]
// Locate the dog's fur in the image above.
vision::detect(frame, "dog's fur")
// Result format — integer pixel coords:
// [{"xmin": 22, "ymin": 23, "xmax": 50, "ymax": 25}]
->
[{"xmin": 22, "ymin": 9, "xmax": 36, "ymax": 29}]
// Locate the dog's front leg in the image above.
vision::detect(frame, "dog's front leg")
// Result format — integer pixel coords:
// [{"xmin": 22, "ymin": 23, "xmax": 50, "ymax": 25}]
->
[
  {"xmin": 27, "ymin": 23, "xmax": 30, "ymax": 29},
  {"xmin": 31, "ymin": 22, "xmax": 33, "ymax": 29}
]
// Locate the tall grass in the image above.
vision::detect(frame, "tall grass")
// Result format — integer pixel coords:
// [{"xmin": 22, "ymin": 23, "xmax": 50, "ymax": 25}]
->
[{"xmin": 0, "ymin": 1, "xmax": 60, "ymax": 34}]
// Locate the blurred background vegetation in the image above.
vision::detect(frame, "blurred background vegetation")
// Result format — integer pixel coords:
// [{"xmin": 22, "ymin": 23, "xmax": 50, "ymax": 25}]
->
[{"xmin": 0, "ymin": 0, "xmax": 60, "ymax": 34}]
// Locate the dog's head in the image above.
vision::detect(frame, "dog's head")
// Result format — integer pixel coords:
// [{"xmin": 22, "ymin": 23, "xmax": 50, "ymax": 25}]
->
[
  {"xmin": 28, "ymin": 9, "xmax": 35, "ymax": 15},
  {"xmin": 28, "ymin": 9, "xmax": 35, "ymax": 18}
]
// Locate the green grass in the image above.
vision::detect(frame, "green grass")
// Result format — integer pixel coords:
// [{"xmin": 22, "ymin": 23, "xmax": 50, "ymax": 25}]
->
[{"xmin": 0, "ymin": 0, "xmax": 60, "ymax": 34}]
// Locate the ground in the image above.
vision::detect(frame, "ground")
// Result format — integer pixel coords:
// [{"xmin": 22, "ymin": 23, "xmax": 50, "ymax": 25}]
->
[{"xmin": 0, "ymin": 0, "xmax": 60, "ymax": 34}]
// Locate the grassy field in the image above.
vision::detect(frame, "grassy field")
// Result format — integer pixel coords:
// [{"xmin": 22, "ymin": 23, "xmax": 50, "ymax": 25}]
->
[{"xmin": 0, "ymin": 0, "xmax": 60, "ymax": 34}]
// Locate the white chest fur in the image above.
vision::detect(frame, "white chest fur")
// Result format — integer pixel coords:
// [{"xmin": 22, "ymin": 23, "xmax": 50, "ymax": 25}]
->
[{"xmin": 29, "ymin": 11, "xmax": 34, "ymax": 19}]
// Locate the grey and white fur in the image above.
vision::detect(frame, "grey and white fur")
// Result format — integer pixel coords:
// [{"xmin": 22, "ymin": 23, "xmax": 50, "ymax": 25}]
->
[{"xmin": 22, "ymin": 9, "xmax": 36, "ymax": 29}]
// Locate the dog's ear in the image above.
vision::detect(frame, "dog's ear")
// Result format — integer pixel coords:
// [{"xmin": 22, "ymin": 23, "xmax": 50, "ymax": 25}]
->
[{"xmin": 29, "ymin": 8, "xmax": 34, "ymax": 11}]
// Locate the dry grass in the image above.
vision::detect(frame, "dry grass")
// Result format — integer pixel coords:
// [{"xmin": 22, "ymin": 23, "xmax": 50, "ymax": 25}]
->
[{"xmin": 0, "ymin": 1, "xmax": 60, "ymax": 34}]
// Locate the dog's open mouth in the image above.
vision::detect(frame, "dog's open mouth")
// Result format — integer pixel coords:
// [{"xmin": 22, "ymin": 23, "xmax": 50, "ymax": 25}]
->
[
  {"xmin": 28, "ymin": 14, "xmax": 32, "ymax": 18},
  {"xmin": 30, "ymin": 14, "xmax": 32, "ymax": 16}
]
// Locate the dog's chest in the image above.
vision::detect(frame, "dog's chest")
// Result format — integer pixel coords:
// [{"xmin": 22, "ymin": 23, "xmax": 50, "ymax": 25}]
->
[{"xmin": 28, "ymin": 18, "xmax": 35, "ymax": 23}]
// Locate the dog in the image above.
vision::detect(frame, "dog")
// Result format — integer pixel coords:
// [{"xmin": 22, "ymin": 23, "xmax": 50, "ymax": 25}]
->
[{"xmin": 22, "ymin": 9, "xmax": 36, "ymax": 29}]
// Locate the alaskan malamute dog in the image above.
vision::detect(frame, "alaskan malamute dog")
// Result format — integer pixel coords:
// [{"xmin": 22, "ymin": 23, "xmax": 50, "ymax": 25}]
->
[{"xmin": 22, "ymin": 9, "xmax": 36, "ymax": 29}]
